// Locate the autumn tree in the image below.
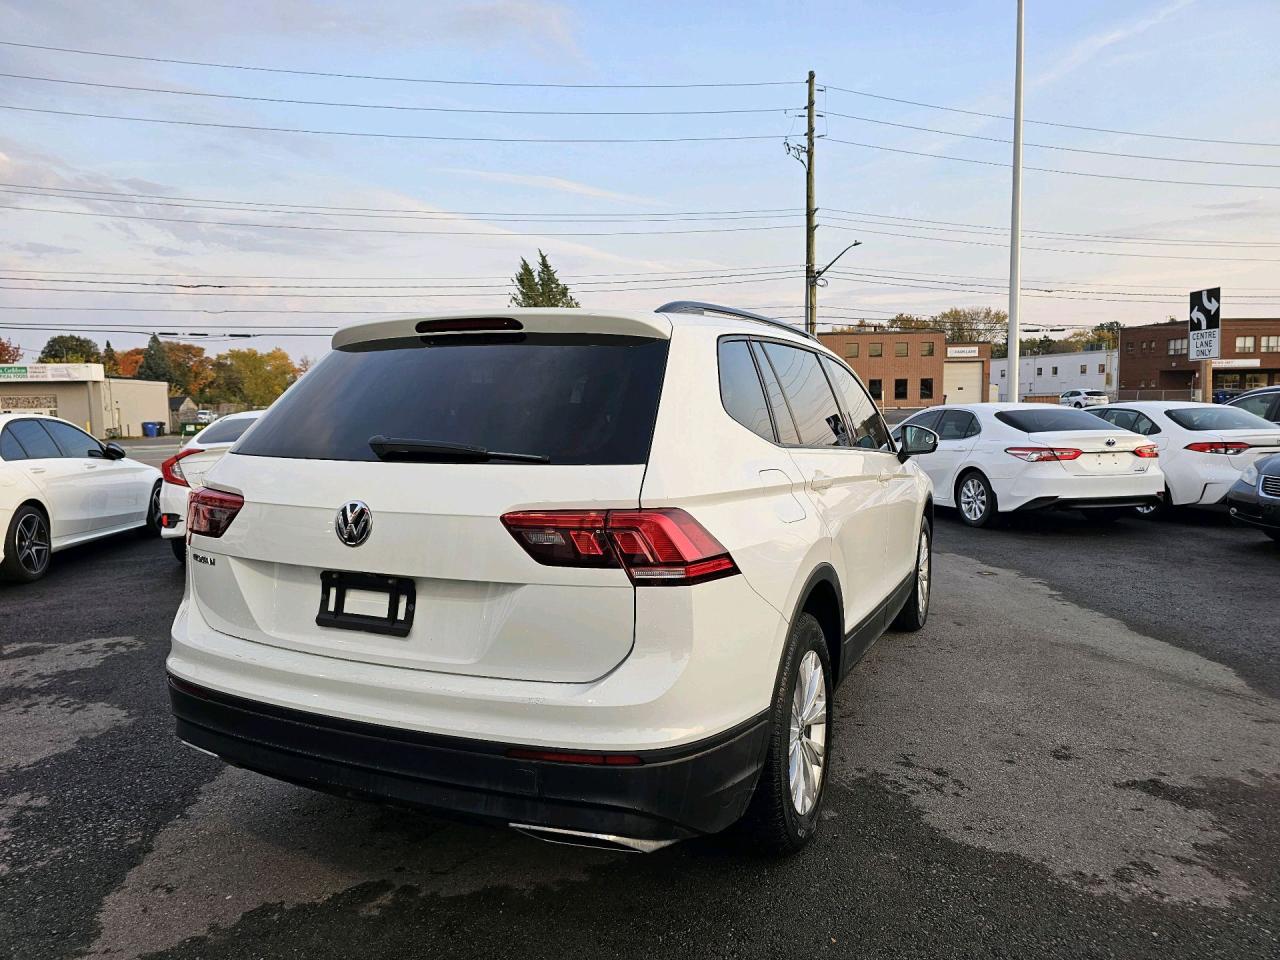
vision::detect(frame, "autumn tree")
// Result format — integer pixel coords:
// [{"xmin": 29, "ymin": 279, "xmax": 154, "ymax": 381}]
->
[
  {"xmin": 102, "ymin": 341, "xmax": 120, "ymax": 376},
  {"xmin": 210, "ymin": 348, "xmax": 298, "ymax": 406},
  {"xmin": 929, "ymin": 307, "xmax": 1008, "ymax": 344},
  {"xmin": 510, "ymin": 251, "xmax": 580, "ymax": 307},
  {"xmin": 38, "ymin": 334, "xmax": 101, "ymax": 363},
  {"xmin": 163, "ymin": 342, "xmax": 215, "ymax": 397},
  {"xmin": 0, "ymin": 337, "xmax": 22, "ymax": 364},
  {"xmin": 116, "ymin": 347, "xmax": 145, "ymax": 378}
]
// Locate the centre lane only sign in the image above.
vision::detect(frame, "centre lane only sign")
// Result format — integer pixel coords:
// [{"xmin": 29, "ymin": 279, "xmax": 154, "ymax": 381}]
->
[{"xmin": 1188, "ymin": 287, "xmax": 1221, "ymax": 360}]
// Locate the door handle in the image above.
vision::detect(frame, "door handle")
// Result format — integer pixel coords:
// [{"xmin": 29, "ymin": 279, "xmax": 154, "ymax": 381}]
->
[
  {"xmin": 810, "ymin": 470, "xmax": 833, "ymax": 492},
  {"xmin": 877, "ymin": 469, "xmax": 893, "ymax": 484},
  {"xmin": 84, "ymin": 463, "xmax": 98, "ymax": 470},
  {"xmin": 29, "ymin": 467, "xmax": 45, "ymax": 474}
]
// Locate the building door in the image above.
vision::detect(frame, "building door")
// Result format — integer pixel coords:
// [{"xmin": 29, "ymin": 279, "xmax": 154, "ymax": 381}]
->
[{"xmin": 943, "ymin": 360, "xmax": 983, "ymax": 403}]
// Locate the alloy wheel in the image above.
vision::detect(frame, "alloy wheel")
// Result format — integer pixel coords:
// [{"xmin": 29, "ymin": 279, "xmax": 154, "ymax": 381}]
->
[
  {"xmin": 916, "ymin": 528, "xmax": 931, "ymax": 616},
  {"xmin": 787, "ymin": 650, "xmax": 828, "ymax": 816},
  {"xmin": 15, "ymin": 513, "xmax": 50, "ymax": 576},
  {"xmin": 959, "ymin": 478, "xmax": 987, "ymax": 522}
]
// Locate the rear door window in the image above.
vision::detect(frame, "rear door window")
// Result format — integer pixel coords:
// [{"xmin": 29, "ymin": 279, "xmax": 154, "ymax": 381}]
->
[
  {"xmin": 1232, "ymin": 393, "xmax": 1278, "ymax": 422},
  {"xmin": 749, "ymin": 341, "xmax": 800, "ymax": 444},
  {"xmin": 820, "ymin": 356, "xmax": 892, "ymax": 450},
  {"xmin": 760, "ymin": 343, "xmax": 846, "ymax": 447},
  {"xmin": 717, "ymin": 339, "xmax": 775, "ymax": 442},
  {"xmin": 6, "ymin": 420, "xmax": 61, "ymax": 459},
  {"xmin": 937, "ymin": 410, "xmax": 979, "ymax": 441},
  {"xmin": 1099, "ymin": 409, "xmax": 1138, "ymax": 432},
  {"xmin": 234, "ymin": 334, "xmax": 669, "ymax": 465}
]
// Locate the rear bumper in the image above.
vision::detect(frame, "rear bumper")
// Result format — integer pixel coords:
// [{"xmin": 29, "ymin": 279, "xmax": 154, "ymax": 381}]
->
[
  {"xmin": 169, "ymin": 674, "xmax": 768, "ymax": 841},
  {"xmin": 1014, "ymin": 493, "xmax": 1162, "ymax": 512},
  {"xmin": 994, "ymin": 469, "xmax": 1164, "ymax": 512}
]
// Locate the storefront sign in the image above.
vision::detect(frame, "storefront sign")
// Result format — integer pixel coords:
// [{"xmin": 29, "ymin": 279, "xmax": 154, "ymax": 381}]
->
[
  {"xmin": 946, "ymin": 345, "xmax": 981, "ymax": 359},
  {"xmin": 0, "ymin": 363, "xmax": 105, "ymax": 382}
]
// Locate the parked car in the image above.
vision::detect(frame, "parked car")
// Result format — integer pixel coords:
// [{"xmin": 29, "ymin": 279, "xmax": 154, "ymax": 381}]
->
[
  {"xmin": 1227, "ymin": 386, "xmax": 1280, "ymax": 424},
  {"xmin": 0, "ymin": 414, "xmax": 162, "ymax": 582},
  {"xmin": 892, "ymin": 403, "xmax": 1162, "ymax": 527},
  {"xmin": 167, "ymin": 304, "xmax": 939, "ymax": 854},
  {"xmin": 194, "ymin": 409, "xmax": 216, "ymax": 425},
  {"xmin": 1093, "ymin": 401, "xmax": 1280, "ymax": 514},
  {"xmin": 1059, "ymin": 389, "xmax": 1109, "ymax": 408},
  {"xmin": 1225, "ymin": 453, "xmax": 1280, "ymax": 543},
  {"xmin": 159, "ymin": 410, "xmax": 264, "ymax": 562}
]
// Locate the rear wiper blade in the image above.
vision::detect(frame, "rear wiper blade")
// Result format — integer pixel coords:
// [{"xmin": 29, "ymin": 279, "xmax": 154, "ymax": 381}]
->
[{"xmin": 368, "ymin": 435, "xmax": 549, "ymax": 463}]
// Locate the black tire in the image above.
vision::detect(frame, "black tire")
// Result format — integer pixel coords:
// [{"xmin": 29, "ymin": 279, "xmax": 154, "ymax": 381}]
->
[
  {"xmin": 1, "ymin": 503, "xmax": 52, "ymax": 583},
  {"xmin": 738, "ymin": 611, "xmax": 833, "ymax": 855},
  {"xmin": 891, "ymin": 519, "xmax": 931, "ymax": 631},
  {"xmin": 170, "ymin": 538, "xmax": 187, "ymax": 564},
  {"xmin": 1134, "ymin": 487, "xmax": 1172, "ymax": 519},
  {"xmin": 140, "ymin": 481, "xmax": 163, "ymax": 538},
  {"xmin": 1266, "ymin": 529, "xmax": 1280, "ymax": 544},
  {"xmin": 955, "ymin": 471, "xmax": 998, "ymax": 528},
  {"xmin": 1073, "ymin": 402, "xmax": 1083, "ymax": 408}
]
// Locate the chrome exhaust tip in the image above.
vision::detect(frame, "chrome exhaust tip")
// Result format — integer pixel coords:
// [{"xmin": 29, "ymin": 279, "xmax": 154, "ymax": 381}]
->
[{"xmin": 510, "ymin": 823, "xmax": 678, "ymax": 854}]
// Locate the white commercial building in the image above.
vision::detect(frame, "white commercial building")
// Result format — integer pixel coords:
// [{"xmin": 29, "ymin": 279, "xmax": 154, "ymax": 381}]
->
[
  {"xmin": 991, "ymin": 349, "xmax": 1118, "ymax": 401},
  {"xmin": 0, "ymin": 363, "xmax": 170, "ymax": 438}
]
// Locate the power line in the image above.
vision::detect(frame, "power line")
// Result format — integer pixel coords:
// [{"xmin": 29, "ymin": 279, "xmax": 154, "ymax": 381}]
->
[
  {"xmin": 823, "ymin": 84, "xmax": 1280, "ymax": 148},
  {"xmin": 824, "ymin": 111, "xmax": 1280, "ymax": 169},
  {"xmin": 0, "ymin": 263, "xmax": 801, "ymax": 281},
  {"xmin": 824, "ymin": 137, "xmax": 1280, "ymax": 190},
  {"xmin": 0, "ymin": 71, "xmax": 799, "ymax": 116},
  {"xmin": 0, "ymin": 104, "xmax": 786, "ymax": 144},
  {"xmin": 0, "ymin": 204, "xmax": 802, "ymax": 237},
  {"xmin": 0, "ymin": 40, "xmax": 801, "ymax": 89}
]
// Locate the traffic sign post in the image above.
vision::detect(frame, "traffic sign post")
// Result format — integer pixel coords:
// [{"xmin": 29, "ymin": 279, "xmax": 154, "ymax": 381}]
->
[{"xmin": 1189, "ymin": 287, "xmax": 1220, "ymax": 402}]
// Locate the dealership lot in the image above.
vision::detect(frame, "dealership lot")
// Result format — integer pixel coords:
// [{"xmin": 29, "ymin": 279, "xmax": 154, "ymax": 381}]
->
[{"xmin": 1, "ymin": 510, "xmax": 1276, "ymax": 960}]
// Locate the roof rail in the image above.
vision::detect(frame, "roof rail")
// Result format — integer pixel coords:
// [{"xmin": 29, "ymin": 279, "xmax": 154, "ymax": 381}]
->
[{"xmin": 654, "ymin": 300, "xmax": 817, "ymax": 342}]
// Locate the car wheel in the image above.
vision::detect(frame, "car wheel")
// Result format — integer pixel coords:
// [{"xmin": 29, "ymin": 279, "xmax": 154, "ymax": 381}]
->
[
  {"xmin": 956, "ymin": 472, "xmax": 997, "ymax": 528},
  {"xmin": 170, "ymin": 538, "xmax": 187, "ymax": 564},
  {"xmin": 142, "ymin": 481, "xmax": 163, "ymax": 537},
  {"xmin": 739, "ymin": 611, "xmax": 832, "ymax": 854},
  {"xmin": 1, "ymin": 504, "xmax": 52, "ymax": 583},
  {"xmin": 1074, "ymin": 402, "xmax": 1083, "ymax": 408},
  {"xmin": 891, "ymin": 520, "xmax": 931, "ymax": 631},
  {"xmin": 1134, "ymin": 487, "xmax": 1172, "ymax": 519}
]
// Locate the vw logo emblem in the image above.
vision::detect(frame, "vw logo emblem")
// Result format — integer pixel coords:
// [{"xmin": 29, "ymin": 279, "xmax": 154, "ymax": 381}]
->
[
  {"xmin": 1105, "ymin": 438, "xmax": 1117, "ymax": 447},
  {"xmin": 335, "ymin": 501, "xmax": 372, "ymax": 547}
]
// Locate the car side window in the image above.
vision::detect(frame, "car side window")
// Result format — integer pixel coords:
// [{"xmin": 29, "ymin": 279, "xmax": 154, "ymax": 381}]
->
[
  {"xmin": 0, "ymin": 425, "xmax": 29, "ymax": 461},
  {"xmin": 1233, "ymin": 393, "xmax": 1277, "ymax": 422},
  {"xmin": 41, "ymin": 420, "xmax": 103, "ymax": 459},
  {"xmin": 749, "ymin": 341, "xmax": 800, "ymax": 444},
  {"xmin": 937, "ymin": 410, "xmax": 979, "ymax": 441},
  {"xmin": 1132, "ymin": 414, "xmax": 1161, "ymax": 436},
  {"xmin": 902, "ymin": 409, "xmax": 943, "ymax": 433},
  {"xmin": 818, "ymin": 355, "xmax": 892, "ymax": 450},
  {"xmin": 717, "ymin": 339, "xmax": 775, "ymax": 442},
  {"xmin": 760, "ymin": 343, "xmax": 846, "ymax": 447},
  {"xmin": 6, "ymin": 420, "xmax": 62, "ymax": 459},
  {"xmin": 1101, "ymin": 409, "xmax": 1138, "ymax": 432}
]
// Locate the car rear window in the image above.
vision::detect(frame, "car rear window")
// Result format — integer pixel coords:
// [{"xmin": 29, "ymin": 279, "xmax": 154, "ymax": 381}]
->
[
  {"xmin": 1085, "ymin": 390, "xmax": 1108, "ymax": 397},
  {"xmin": 198, "ymin": 417, "xmax": 258, "ymax": 445},
  {"xmin": 234, "ymin": 334, "xmax": 669, "ymax": 464},
  {"xmin": 1165, "ymin": 406, "xmax": 1276, "ymax": 431},
  {"xmin": 995, "ymin": 408, "xmax": 1114, "ymax": 433}
]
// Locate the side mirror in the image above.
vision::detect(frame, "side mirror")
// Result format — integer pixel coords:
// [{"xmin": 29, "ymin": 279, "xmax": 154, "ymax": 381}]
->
[
  {"xmin": 897, "ymin": 425, "xmax": 939, "ymax": 463},
  {"xmin": 102, "ymin": 441, "xmax": 127, "ymax": 461}
]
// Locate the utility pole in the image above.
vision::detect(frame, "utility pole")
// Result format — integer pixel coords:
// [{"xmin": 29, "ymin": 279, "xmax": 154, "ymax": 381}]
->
[
  {"xmin": 805, "ymin": 70, "xmax": 817, "ymax": 336},
  {"xmin": 1006, "ymin": 0, "xmax": 1025, "ymax": 400}
]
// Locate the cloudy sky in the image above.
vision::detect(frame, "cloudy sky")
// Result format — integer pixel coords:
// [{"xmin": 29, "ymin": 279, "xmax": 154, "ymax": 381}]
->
[{"xmin": 1, "ymin": 0, "xmax": 1278, "ymax": 362}]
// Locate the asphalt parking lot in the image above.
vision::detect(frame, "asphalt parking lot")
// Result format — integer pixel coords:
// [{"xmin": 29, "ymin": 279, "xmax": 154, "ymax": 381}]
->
[{"xmin": 2, "ymin": 508, "xmax": 1277, "ymax": 960}]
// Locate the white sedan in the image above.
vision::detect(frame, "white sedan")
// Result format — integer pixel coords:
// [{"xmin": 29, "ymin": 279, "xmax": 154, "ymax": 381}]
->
[
  {"xmin": 0, "ymin": 414, "xmax": 162, "ymax": 582},
  {"xmin": 1092, "ymin": 401, "xmax": 1280, "ymax": 512},
  {"xmin": 159, "ymin": 410, "xmax": 263, "ymax": 562},
  {"xmin": 893, "ymin": 403, "xmax": 1164, "ymax": 527}
]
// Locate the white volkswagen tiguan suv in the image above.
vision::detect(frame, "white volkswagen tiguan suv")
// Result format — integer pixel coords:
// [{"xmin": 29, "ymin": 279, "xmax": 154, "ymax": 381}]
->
[{"xmin": 168, "ymin": 304, "xmax": 938, "ymax": 853}]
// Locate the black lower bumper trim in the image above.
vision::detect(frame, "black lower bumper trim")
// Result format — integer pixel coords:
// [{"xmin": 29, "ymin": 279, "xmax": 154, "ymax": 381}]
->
[
  {"xmin": 1015, "ymin": 494, "xmax": 1161, "ymax": 512},
  {"xmin": 168, "ymin": 675, "xmax": 769, "ymax": 841}
]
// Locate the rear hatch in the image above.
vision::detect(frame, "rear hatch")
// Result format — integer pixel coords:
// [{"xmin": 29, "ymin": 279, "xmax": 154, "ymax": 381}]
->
[
  {"xmin": 996, "ymin": 407, "xmax": 1153, "ymax": 476},
  {"xmin": 189, "ymin": 312, "xmax": 671, "ymax": 683}
]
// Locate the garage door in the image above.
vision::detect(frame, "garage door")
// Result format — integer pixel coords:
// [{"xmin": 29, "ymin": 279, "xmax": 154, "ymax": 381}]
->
[{"xmin": 944, "ymin": 361, "xmax": 983, "ymax": 403}]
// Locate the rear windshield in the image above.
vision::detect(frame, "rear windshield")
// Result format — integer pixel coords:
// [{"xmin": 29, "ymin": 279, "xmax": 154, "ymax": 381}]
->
[
  {"xmin": 234, "ymin": 334, "xmax": 669, "ymax": 464},
  {"xmin": 1165, "ymin": 406, "xmax": 1276, "ymax": 432},
  {"xmin": 995, "ymin": 408, "xmax": 1113, "ymax": 433},
  {"xmin": 197, "ymin": 417, "xmax": 258, "ymax": 445},
  {"xmin": 1085, "ymin": 390, "xmax": 1108, "ymax": 397}
]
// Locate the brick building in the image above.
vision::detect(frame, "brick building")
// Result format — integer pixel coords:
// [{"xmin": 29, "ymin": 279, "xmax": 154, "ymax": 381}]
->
[
  {"xmin": 817, "ymin": 329, "xmax": 990, "ymax": 408},
  {"xmin": 1118, "ymin": 318, "xmax": 1280, "ymax": 397}
]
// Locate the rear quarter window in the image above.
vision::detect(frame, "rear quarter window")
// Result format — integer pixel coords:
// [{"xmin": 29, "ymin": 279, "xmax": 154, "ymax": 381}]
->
[
  {"xmin": 234, "ymin": 334, "xmax": 670, "ymax": 465},
  {"xmin": 718, "ymin": 339, "xmax": 775, "ymax": 442}
]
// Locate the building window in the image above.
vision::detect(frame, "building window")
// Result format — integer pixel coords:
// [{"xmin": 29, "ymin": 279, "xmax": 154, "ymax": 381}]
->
[
  {"xmin": 1167, "ymin": 338, "xmax": 1187, "ymax": 355},
  {"xmin": 1126, "ymin": 342, "xmax": 1134, "ymax": 352},
  {"xmin": 869, "ymin": 342, "xmax": 883, "ymax": 357},
  {"xmin": 920, "ymin": 377, "xmax": 934, "ymax": 400},
  {"xmin": 846, "ymin": 343, "xmax": 860, "ymax": 359},
  {"xmin": 1263, "ymin": 336, "xmax": 1280, "ymax": 353},
  {"xmin": 894, "ymin": 378, "xmax": 908, "ymax": 401},
  {"xmin": 1036, "ymin": 367, "xmax": 1043, "ymax": 376},
  {"xmin": 895, "ymin": 342, "xmax": 909, "ymax": 358},
  {"xmin": 1236, "ymin": 336, "xmax": 1255, "ymax": 353},
  {"xmin": 1098, "ymin": 363, "xmax": 1105, "ymax": 374},
  {"xmin": 921, "ymin": 341, "xmax": 935, "ymax": 357},
  {"xmin": 1051, "ymin": 366, "xmax": 1058, "ymax": 376},
  {"xmin": 1000, "ymin": 369, "xmax": 1006, "ymax": 378},
  {"xmin": 1079, "ymin": 364, "xmax": 1087, "ymax": 374},
  {"xmin": 868, "ymin": 378, "xmax": 882, "ymax": 399}
]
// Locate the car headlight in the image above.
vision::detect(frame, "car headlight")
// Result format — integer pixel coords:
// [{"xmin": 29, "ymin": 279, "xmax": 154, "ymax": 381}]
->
[{"xmin": 1241, "ymin": 462, "xmax": 1259, "ymax": 486}]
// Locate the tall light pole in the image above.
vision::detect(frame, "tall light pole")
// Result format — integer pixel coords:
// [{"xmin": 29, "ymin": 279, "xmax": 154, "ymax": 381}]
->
[{"xmin": 1006, "ymin": 0, "xmax": 1026, "ymax": 400}]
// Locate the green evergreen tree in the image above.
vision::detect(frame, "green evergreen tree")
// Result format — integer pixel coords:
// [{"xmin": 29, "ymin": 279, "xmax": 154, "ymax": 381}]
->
[
  {"xmin": 37, "ymin": 334, "xmax": 102, "ymax": 363},
  {"xmin": 102, "ymin": 341, "xmax": 120, "ymax": 377},
  {"xmin": 510, "ymin": 250, "xmax": 580, "ymax": 307},
  {"xmin": 136, "ymin": 334, "xmax": 175, "ymax": 383}
]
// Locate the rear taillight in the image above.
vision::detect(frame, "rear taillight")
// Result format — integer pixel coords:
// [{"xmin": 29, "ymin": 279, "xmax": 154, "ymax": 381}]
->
[
  {"xmin": 187, "ymin": 488, "xmax": 243, "ymax": 539},
  {"xmin": 1185, "ymin": 441, "xmax": 1251, "ymax": 455},
  {"xmin": 501, "ymin": 508, "xmax": 739, "ymax": 586},
  {"xmin": 1005, "ymin": 447, "xmax": 1083, "ymax": 462},
  {"xmin": 1133, "ymin": 445, "xmax": 1160, "ymax": 458},
  {"xmin": 160, "ymin": 447, "xmax": 204, "ymax": 487}
]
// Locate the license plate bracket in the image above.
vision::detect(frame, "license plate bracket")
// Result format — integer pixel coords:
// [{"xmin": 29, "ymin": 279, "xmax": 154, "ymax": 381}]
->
[{"xmin": 316, "ymin": 570, "xmax": 416, "ymax": 638}]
